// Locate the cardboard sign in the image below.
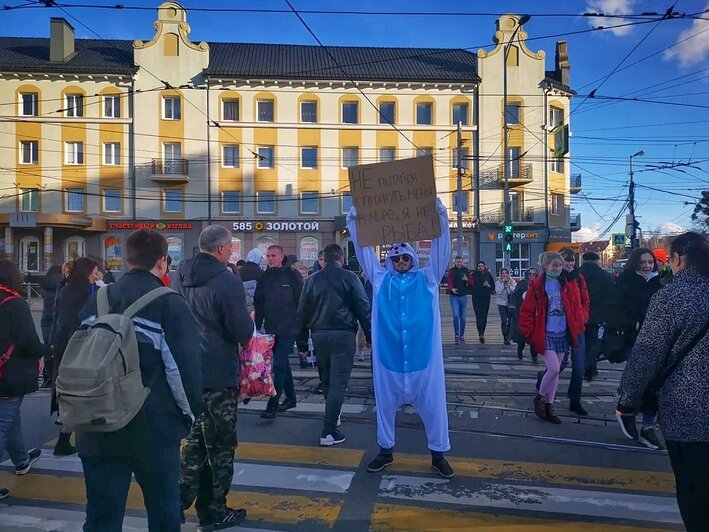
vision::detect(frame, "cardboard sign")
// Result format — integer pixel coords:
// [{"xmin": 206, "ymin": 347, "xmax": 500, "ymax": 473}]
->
[{"xmin": 348, "ymin": 155, "xmax": 440, "ymax": 246}]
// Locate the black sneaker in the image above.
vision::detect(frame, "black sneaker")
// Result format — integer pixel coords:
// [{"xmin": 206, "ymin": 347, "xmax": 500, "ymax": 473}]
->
[
  {"xmin": 616, "ymin": 413, "xmax": 639, "ymax": 440},
  {"xmin": 300, "ymin": 359, "xmax": 309, "ymax": 369},
  {"xmin": 53, "ymin": 438, "xmax": 76, "ymax": 456},
  {"xmin": 277, "ymin": 398, "xmax": 297, "ymax": 412},
  {"xmin": 313, "ymin": 383, "xmax": 324, "ymax": 394},
  {"xmin": 366, "ymin": 453, "xmax": 394, "ymax": 472},
  {"xmin": 569, "ymin": 401, "xmax": 588, "ymax": 416},
  {"xmin": 432, "ymin": 457, "xmax": 455, "ymax": 479},
  {"xmin": 260, "ymin": 407, "xmax": 277, "ymax": 419},
  {"xmin": 584, "ymin": 367, "xmax": 594, "ymax": 382},
  {"xmin": 517, "ymin": 349, "xmax": 524, "ymax": 360},
  {"xmin": 320, "ymin": 430, "xmax": 346, "ymax": 446},
  {"xmin": 15, "ymin": 448, "xmax": 41, "ymax": 475},
  {"xmin": 639, "ymin": 427, "xmax": 664, "ymax": 450},
  {"xmin": 197, "ymin": 508, "xmax": 247, "ymax": 532},
  {"xmin": 0, "ymin": 488, "xmax": 9, "ymax": 500}
]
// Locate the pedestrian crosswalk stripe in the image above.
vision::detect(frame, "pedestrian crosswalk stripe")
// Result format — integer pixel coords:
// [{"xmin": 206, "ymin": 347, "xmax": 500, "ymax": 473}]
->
[
  {"xmin": 238, "ymin": 441, "xmax": 364, "ymax": 468},
  {"xmin": 370, "ymin": 504, "xmax": 675, "ymax": 531},
  {"xmin": 379, "ymin": 474, "xmax": 681, "ymax": 524},
  {"xmin": 0, "ymin": 472, "xmax": 342, "ymax": 526},
  {"xmin": 387, "ymin": 453, "xmax": 676, "ymax": 494}
]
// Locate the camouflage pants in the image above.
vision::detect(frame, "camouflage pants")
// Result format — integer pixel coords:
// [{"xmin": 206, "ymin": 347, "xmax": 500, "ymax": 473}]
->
[{"xmin": 179, "ymin": 388, "xmax": 238, "ymax": 524}]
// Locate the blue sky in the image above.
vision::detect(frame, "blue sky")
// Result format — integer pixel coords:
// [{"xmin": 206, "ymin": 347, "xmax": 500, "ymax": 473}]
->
[{"xmin": 2, "ymin": 0, "xmax": 708, "ymax": 241}]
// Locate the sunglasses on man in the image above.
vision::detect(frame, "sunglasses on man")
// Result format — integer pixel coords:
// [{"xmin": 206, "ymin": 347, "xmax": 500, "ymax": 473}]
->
[{"xmin": 391, "ymin": 255, "xmax": 412, "ymax": 264}]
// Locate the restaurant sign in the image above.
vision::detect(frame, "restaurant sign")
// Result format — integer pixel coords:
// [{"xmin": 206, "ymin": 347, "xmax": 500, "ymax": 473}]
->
[
  {"xmin": 232, "ymin": 221, "xmax": 321, "ymax": 232},
  {"xmin": 108, "ymin": 222, "xmax": 194, "ymax": 231}
]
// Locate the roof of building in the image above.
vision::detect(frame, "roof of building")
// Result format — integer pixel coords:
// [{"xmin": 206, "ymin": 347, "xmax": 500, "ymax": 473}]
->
[
  {"xmin": 545, "ymin": 70, "xmax": 575, "ymax": 94},
  {"xmin": 0, "ymin": 36, "xmax": 479, "ymax": 83}
]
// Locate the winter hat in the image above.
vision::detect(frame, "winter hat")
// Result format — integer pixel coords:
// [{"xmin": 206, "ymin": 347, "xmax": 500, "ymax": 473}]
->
[
  {"xmin": 582, "ymin": 252, "xmax": 600, "ymax": 261},
  {"xmin": 652, "ymin": 248, "xmax": 668, "ymax": 264}
]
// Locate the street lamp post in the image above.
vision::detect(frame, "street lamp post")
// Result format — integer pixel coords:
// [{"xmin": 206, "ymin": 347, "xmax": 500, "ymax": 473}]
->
[
  {"xmin": 628, "ymin": 149, "xmax": 645, "ymax": 250},
  {"xmin": 502, "ymin": 14, "xmax": 530, "ymax": 269}
]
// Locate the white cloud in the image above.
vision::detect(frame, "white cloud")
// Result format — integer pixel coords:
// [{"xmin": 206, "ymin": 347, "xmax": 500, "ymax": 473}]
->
[
  {"xmin": 659, "ymin": 221, "xmax": 686, "ymax": 234},
  {"xmin": 572, "ymin": 222, "xmax": 603, "ymax": 242},
  {"xmin": 585, "ymin": 0, "xmax": 638, "ymax": 36},
  {"xmin": 664, "ymin": 9, "xmax": 709, "ymax": 68}
]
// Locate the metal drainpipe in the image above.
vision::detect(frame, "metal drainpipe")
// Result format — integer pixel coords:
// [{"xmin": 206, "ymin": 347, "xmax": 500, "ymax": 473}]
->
[
  {"xmin": 473, "ymin": 84, "xmax": 481, "ymax": 262},
  {"xmin": 129, "ymin": 77, "xmax": 136, "ymax": 221},
  {"xmin": 543, "ymin": 83, "xmax": 551, "ymax": 244},
  {"xmin": 206, "ymin": 80, "xmax": 212, "ymax": 224}
]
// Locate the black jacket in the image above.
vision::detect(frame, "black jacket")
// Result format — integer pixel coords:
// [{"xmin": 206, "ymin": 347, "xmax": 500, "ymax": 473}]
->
[
  {"xmin": 470, "ymin": 270, "xmax": 495, "ymax": 299},
  {"xmin": 176, "ymin": 253, "xmax": 253, "ymax": 391},
  {"xmin": 297, "ymin": 264, "xmax": 372, "ymax": 339},
  {"xmin": 39, "ymin": 271, "xmax": 62, "ymax": 341},
  {"xmin": 76, "ymin": 269, "xmax": 203, "ymax": 456},
  {"xmin": 579, "ymin": 262, "xmax": 613, "ymax": 325},
  {"xmin": 606, "ymin": 269, "xmax": 661, "ymax": 334},
  {"xmin": 0, "ymin": 286, "xmax": 48, "ymax": 397},
  {"xmin": 254, "ymin": 266, "xmax": 303, "ymax": 336}
]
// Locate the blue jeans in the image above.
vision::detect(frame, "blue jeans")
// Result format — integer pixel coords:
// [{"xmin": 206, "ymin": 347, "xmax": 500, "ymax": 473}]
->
[
  {"xmin": 449, "ymin": 295, "xmax": 468, "ymax": 337},
  {"xmin": 0, "ymin": 397, "xmax": 29, "ymax": 466},
  {"xmin": 81, "ymin": 445, "xmax": 181, "ymax": 532},
  {"xmin": 267, "ymin": 335, "xmax": 296, "ymax": 409}
]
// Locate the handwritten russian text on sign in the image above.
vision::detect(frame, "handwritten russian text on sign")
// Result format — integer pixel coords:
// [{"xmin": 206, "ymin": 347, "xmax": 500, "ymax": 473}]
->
[{"xmin": 348, "ymin": 155, "xmax": 440, "ymax": 246}]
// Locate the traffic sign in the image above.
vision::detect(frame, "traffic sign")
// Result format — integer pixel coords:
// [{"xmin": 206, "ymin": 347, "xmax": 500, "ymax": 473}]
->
[{"xmin": 612, "ymin": 233, "xmax": 626, "ymax": 247}]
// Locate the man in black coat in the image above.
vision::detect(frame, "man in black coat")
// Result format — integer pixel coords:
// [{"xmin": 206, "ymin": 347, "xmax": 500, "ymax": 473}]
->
[
  {"xmin": 298, "ymin": 244, "xmax": 371, "ymax": 446},
  {"xmin": 255, "ymin": 244, "xmax": 304, "ymax": 419},
  {"xmin": 578, "ymin": 252, "xmax": 613, "ymax": 380},
  {"xmin": 175, "ymin": 225, "xmax": 254, "ymax": 530}
]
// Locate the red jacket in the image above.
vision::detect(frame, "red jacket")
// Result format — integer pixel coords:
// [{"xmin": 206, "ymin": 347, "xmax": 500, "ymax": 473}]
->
[
  {"xmin": 567, "ymin": 272, "xmax": 590, "ymax": 325},
  {"xmin": 519, "ymin": 273, "xmax": 585, "ymax": 355}
]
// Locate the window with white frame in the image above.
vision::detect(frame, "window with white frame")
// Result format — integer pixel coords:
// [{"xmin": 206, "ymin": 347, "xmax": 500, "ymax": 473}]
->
[
  {"xmin": 256, "ymin": 191, "xmax": 276, "ymax": 214},
  {"xmin": 20, "ymin": 188, "xmax": 38, "ymax": 212},
  {"xmin": 257, "ymin": 146, "xmax": 274, "ymax": 168},
  {"xmin": 301, "ymin": 146, "xmax": 317, "ymax": 169},
  {"xmin": 221, "ymin": 191, "xmax": 241, "ymax": 213},
  {"xmin": 341, "ymin": 192, "xmax": 352, "ymax": 214},
  {"xmin": 163, "ymin": 189, "xmax": 183, "ymax": 213},
  {"xmin": 103, "ymin": 142, "xmax": 120, "ymax": 165},
  {"xmin": 342, "ymin": 147, "xmax": 359, "ymax": 168},
  {"xmin": 300, "ymin": 191, "xmax": 319, "ymax": 214},
  {"xmin": 222, "ymin": 145, "xmax": 239, "ymax": 168},
  {"xmin": 416, "ymin": 102, "xmax": 433, "ymax": 125},
  {"xmin": 66, "ymin": 188, "xmax": 85, "ymax": 212},
  {"xmin": 379, "ymin": 102, "xmax": 395, "ymax": 124},
  {"xmin": 65, "ymin": 94, "xmax": 84, "ymax": 117},
  {"xmin": 506, "ymin": 146, "xmax": 521, "ymax": 177},
  {"xmin": 104, "ymin": 95, "xmax": 121, "ymax": 118},
  {"xmin": 65, "ymin": 142, "xmax": 84, "ymax": 165},
  {"xmin": 495, "ymin": 243, "xmax": 531, "ymax": 278},
  {"xmin": 379, "ymin": 147, "xmax": 395, "ymax": 163},
  {"xmin": 301, "ymin": 101, "xmax": 317, "ymax": 123},
  {"xmin": 510, "ymin": 191, "xmax": 523, "ymax": 221},
  {"xmin": 552, "ymin": 193, "xmax": 564, "ymax": 216},
  {"xmin": 103, "ymin": 189, "xmax": 122, "ymax": 212},
  {"xmin": 20, "ymin": 93, "xmax": 38, "ymax": 116},
  {"xmin": 20, "ymin": 141, "xmax": 38, "ymax": 164},
  {"xmin": 551, "ymin": 156, "xmax": 565, "ymax": 173},
  {"xmin": 549, "ymin": 107, "xmax": 564, "ymax": 129},
  {"xmin": 452, "ymin": 102, "xmax": 469, "ymax": 125},
  {"xmin": 342, "ymin": 102, "xmax": 358, "ymax": 124},
  {"xmin": 222, "ymin": 99, "xmax": 239, "ymax": 121},
  {"xmin": 163, "ymin": 96, "xmax": 181, "ymax": 120},
  {"xmin": 505, "ymin": 103, "xmax": 521, "ymax": 125},
  {"xmin": 452, "ymin": 147, "xmax": 469, "ymax": 169},
  {"xmin": 257, "ymin": 99, "xmax": 274, "ymax": 122}
]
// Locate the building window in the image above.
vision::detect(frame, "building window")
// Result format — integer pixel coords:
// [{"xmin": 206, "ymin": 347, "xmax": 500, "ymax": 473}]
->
[
  {"xmin": 257, "ymin": 99, "xmax": 274, "ymax": 122},
  {"xmin": 301, "ymin": 101, "xmax": 317, "ymax": 123},
  {"xmin": 222, "ymin": 99, "xmax": 239, "ymax": 121},
  {"xmin": 20, "ymin": 93, "xmax": 38, "ymax": 116},
  {"xmin": 510, "ymin": 191, "xmax": 523, "ymax": 221},
  {"xmin": 341, "ymin": 192, "xmax": 353, "ymax": 214},
  {"xmin": 416, "ymin": 102, "xmax": 433, "ymax": 125},
  {"xmin": 300, "ymin": 191, "xmax": 319, "ymax": 214},
  {"xmin": 104, "ymin": 95, "xmax": 121, "ymax": 118},
  {"xmin": 257, "ymin": 146, "xmax": 274, "ymax": 168},
  {"xmin": 222, "ymin": 145, "xmax": 240, "ymax": 168},
  {"xmin": 552, "ymin": 193, "xmax": 564, "ymax": 216},
  {"xmin": 65, "ymin": 237, "xmax": 86, "ymax": 262},
  {"xmin": 103, "ymin": 142, "xmax": 120, "ymax": 165},
  {"xmin": 506, "ymin": 147, "xmax": 521, "ymax": 177},
  {"xmin": 505, "ymin": 103, "xmax": 521, "ymax": 125},
  {"xmin": 416, "ymin": 147, "xmax": 433, "ymax": 157},
  {"xmin": 380, "ymin": 147, "xmax": 395, "ymax": 163},
  {"xmin": 379, "ymin": 102, "xmax": 395, "ymax": 124},
  {"xmin": 20, "ymin": 188, "xmax": 38, "ymax": 212},
  {"xmin": 342, "ymin": 147, "xmax": 359, "ymax": 168},
  {"xmin": 301, "ymin": 146, "xmax": 318, "ymax": 169},
  {"xmin": 551, "ymin": 156, "xmax": 565, "ymax": 173},
  {"xmin": 550, "ymin": 107, "xmax": 564, "ymax": 129},
  {"xmin": 66, "ymin": 94, "xmax": 84, "ymax": 117},
  {"xmin": 452, "ymin": 147, "xmax": 469, "ymax": 169},
  {"xmin": 452, "ymin": 102, "xmax": 469, "ymax": 125},
  {"xmin": 65, "ymin": 142, "xmax": 84, "ymax": 165},
  {"xmin": 104, "ymin": 236, "xmax": 122, "ymax": 271},
  {"xmin": 20, "ymin": 141, "xmax": 38, "ymax": 164},
  {"xmin": 163, "ymin": 189, "xmax": 183, "ymax": 213},
  {"xmin": 221, "ymin": 191, "xmax": 241, "ymax": 214},
  {"xmin": 103, "ymin": 189, "xmax": 122, "ymax": 212},
  {"xmin": 166, "ymin": 236, "xmax": 183, "ymax": 264},
  {"xmin": 66, "ymin": 188, "xmax": 85, "ymax": 212},
  {"xmin": 163, "ymin": 96, "xmax": 181, "ymax": 120},
  {"xmin": 495, "ymin": 243, "xmax": 531, "ymax": 277},
  {"xmin": 342, "ymin": 102, "xmax": 358, "ymax": 124},
  {"xmin": 164, "ymin": 142, "xmax": 182, "ymax": 162},
  {"xmin": 256, "ymin": 191, "xmax": 276, "ymax": 214}
]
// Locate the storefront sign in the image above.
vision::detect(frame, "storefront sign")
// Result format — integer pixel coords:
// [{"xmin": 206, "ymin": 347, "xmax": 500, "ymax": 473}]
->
[
  {"xmin": 449, "ymin": 219, "xmax": 477, "ymax": 230},
  {"xmin": 488, "ymin": 231, "xmax": 540, "ymax": 241},
  {"xmin": 232, "ymin": 221, "xmax": 321, "ymax": 232},
  {"xmin": 104, "ymin": 236, "xmax": 122, "ymax": 271},
  {"xmin": 108, "ymin": 222, "xmax": 193, "ymax": 231}
]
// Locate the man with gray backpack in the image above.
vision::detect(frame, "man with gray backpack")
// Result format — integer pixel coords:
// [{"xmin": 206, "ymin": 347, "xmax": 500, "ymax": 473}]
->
[{"xmin": 58, "ymin": 228, "xmax": 203, "ymax": 532}]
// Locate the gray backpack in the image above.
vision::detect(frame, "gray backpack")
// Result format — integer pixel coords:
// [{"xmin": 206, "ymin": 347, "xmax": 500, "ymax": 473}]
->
[{"xmin": 56, "ymin": 285, "xmax": 173, "ymax": 433}]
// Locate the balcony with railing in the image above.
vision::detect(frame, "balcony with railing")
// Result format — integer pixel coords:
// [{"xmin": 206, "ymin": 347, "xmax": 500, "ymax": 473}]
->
[
  {"xmin": 150, "ymin": 159, "xmax": 190, "ymax": 182},
  {"xmin": 480, "ymin": 206, "xmax": 536, "ymax": 226},
  {"xmin": 570, "ymin": 212, "xmax": 581, "ymax": 231},
  {"xmin": 480, "ymin": 162, "xmax": 534, "ymax": 188},
  {"xmin": 570, "ymin": 174, "xmax": 582, "ymax": 194}
]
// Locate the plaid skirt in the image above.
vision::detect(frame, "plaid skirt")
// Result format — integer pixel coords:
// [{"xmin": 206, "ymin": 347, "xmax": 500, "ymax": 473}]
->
[{"xmin": 545, "ymin": 334, "xmax": 569, "ymax": 353}]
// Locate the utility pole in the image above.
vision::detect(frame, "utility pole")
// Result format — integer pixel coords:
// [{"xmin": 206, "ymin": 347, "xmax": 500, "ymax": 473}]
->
[
  {"xmin": 456, "ymin": 121, "xmax": 463, "ymax": 260},
  {"xmin": 628, "ymin": 149, "xmax": 644, "ymax": 250}
]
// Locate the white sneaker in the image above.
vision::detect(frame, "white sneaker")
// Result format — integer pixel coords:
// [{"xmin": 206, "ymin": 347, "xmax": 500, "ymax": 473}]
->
[
  {"xmin": 358, "ymin": 351, "xmax": 365, "ymax": 361},
  {"xmin": 320, "ymin": 430, "xmax": 346, "ymax": 446}
]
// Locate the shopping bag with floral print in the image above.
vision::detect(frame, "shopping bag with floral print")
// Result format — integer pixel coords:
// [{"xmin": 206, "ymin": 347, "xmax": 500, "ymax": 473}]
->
[{"xmin": 238, "ymin": 330, "xmax": 276, "ymax": 400}]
